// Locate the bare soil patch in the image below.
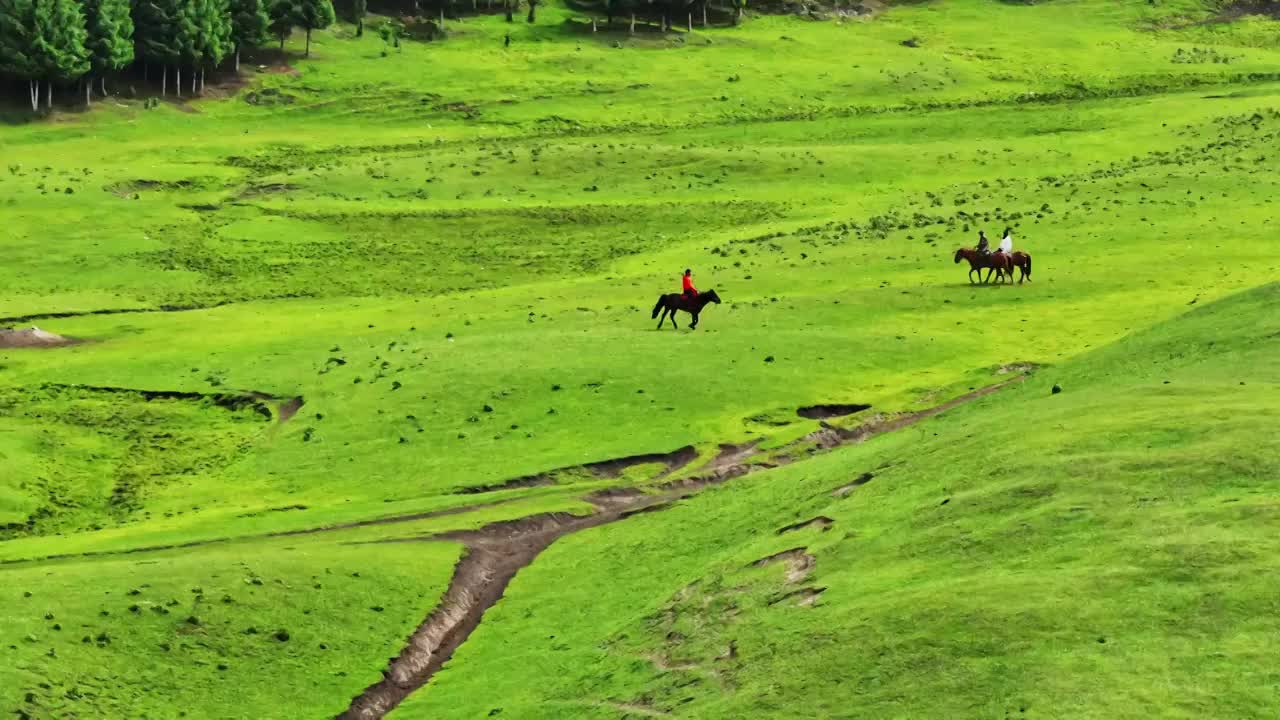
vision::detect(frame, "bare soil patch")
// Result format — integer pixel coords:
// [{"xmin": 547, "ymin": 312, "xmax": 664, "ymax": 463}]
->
[
  {"xmin": 277, "ymin": 396, "xmax": 305, "ymax": 423},
  {"xmin": 705, "ymin": 440, "xmax": 762, "ymax": 471},
  {"xmin": 23, "ymin": 382, "xmax": 281, "ymax": 420},
  {"xmin": 796, "ymin": 403, "xmax": 871, "ymax": 420},
  {"xmin": 587, "ymin": 445, "xmax": 698, "ymax": 478},
  {"xmin": 237, "ymin": 182, "xmax": 300, "ymax": 199},
  {"xmin": 457, "ymin": 445, "xmax": 698, "ymax": 494},
  {"xmin": 996, "ymin": 362, "xmax": 1039, "ymax": 375},
  {"xmin": 831, "ymin": 472, "xmax": 875, "ymax": 498},
  {"xmin": 770, "ymin": 586, "xmax": 826, "ymax": 607},
  {"xmin": 0, "ymin": 326, "xmax": 75, "ymax": 349},
  {"xmin": 776, "ymin": 516, "xmax": 834, "ymax": 534},
  {"xmin": 749, "ymin": 547, "xmax": 815, "ymax": 584}
]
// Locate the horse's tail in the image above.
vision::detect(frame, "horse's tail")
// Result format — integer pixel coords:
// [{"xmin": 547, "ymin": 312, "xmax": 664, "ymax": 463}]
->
[
  {"xmin": 652, "ymin": 295, "xmax": 665, "ymax": 319},
  {"xmin": 1025, "ymin": 253, "xmax": 1032, "ymax": 279}
]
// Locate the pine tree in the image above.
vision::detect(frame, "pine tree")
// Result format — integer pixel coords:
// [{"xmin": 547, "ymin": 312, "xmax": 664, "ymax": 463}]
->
[
  {"xmin": 267, "ymin": 0, "xmax": 295, "ymax": 51},
  {"xmin": 187, "ymin": 0, "xmax": 231, "ymax": 92},
  {"xmin": 30, "ymin": 0, "xmax": 90, "ymax": 109},
  {"xmin": 133, "ymin": 0, "xmax": 185, "ymax": 95},
  {"xmin": 352, "ymin": 0, "xmax": 365, "ymax": 37},
  {"xmin": 83, "ymin": 0, "xmax": 133, "ymax": 102},
  {"xmin": 0, "ymin": 0, "xmax": 41, "ymax": 110},
  {"xmin": 293, "ymin": 0, "xmax": 333, "ymax": 57},
  {"xmin": 229, "ymin": 0, "xmax": 268, "ymax": 69}
]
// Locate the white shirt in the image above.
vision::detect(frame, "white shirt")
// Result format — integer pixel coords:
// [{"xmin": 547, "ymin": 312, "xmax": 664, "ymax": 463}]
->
[{"xmin": 998, "ymin": 235, "xmax": 1013, "ymax": 254}]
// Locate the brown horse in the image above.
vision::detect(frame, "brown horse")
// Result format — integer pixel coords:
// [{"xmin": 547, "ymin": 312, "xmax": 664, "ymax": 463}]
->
[
  {"xmin": 652, "ymin": 289, "xmax": 721, "ymax": 330},
  {"xmin": 1009, "ymin": 251, "xmax": 1033, "ymax": 283},
  {"xmin": 953, "ymin": 248, "xmax": 1012, "ymax": 284}
]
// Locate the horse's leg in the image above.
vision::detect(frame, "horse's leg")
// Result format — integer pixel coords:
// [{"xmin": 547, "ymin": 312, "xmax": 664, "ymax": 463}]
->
[
  {"xmin": 657, "ymin": 307, "xmax": 667, "ymax": 329},
  {"xmin": 690, "ymin": 311, "xmax": 699, "ymax": 330},
  {"xmin": 669, "ymin": 309, "xmax": 678, "ymax": 329}
]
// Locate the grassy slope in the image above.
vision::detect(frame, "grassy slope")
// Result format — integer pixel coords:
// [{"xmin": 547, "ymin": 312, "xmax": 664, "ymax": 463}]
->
[
  {"xmin": 0, "ymin": 0, "xmax": 1277, "ymax": 716},
  {"xmin": 399, "ymin": 282, "xmax": 1280, "ymax": 720},
  {"xmin": 1, "ymin": 536, "xmax": 463, "ymax": 718},
  {"xmin": 2, "ymin": 47, "xmax": 1277, "ymax": 554}
]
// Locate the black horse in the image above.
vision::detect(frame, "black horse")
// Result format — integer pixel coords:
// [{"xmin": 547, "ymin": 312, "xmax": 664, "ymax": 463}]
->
[{"xmin": 652, "ymin": 289, "xmax": 721, "ymax": 330}]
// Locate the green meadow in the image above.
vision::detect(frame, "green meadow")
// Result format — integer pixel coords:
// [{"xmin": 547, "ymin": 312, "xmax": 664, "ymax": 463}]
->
[{"xmin": 1, "ymin": 0, "xmax": 1278, "ymax": 717}]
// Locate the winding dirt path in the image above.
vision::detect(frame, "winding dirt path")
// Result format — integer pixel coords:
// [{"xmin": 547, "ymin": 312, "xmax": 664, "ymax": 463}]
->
[
  {"xmin": 335, "ymin": 377, "xmax": 1026, "ymax": 719},
  {"xmin": 0, "ymin": 302, "xmax": 235, "ymax": 326}
]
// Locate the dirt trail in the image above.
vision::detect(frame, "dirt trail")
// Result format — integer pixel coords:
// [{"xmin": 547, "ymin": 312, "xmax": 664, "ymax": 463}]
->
[
  {"xmin": 0, "ymin": 378, "xmax": 1023, "ymax": 572},
  {"xmin": 25, "ymin": 383, "xmax": 289, "ymax": 421},
  {"xmin": 0, "ymin": 302, "xmax": 234, "ymax": 326},
  {"xmin": 796, "ymin": 379, "xmax": 1018, "ymax": 454},
  {"xmin": 337, "ymin": 508, "xmax": 664, "ymax": 720},
  {"xmin": 335, "ymin": 376, "xmax": 1026, "ymax": 719},
  {"xmin": 0, "ymin": 497, "xmax": 523, "ymax": 568},
  {"xmin": 457, "ymin": 445, "xmax": 698, "ymax": 494}
]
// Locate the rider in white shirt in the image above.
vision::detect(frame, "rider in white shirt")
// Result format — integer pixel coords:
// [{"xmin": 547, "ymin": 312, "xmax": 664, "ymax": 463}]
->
[{"xmin": 997, "ymin": 227, "xmax": 1013, "ymax": 255}]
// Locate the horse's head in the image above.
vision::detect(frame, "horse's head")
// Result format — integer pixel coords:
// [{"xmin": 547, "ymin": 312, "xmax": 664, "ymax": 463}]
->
[
  {"xmin": 703, "ymin": 289, "xmax": 721, "ymax": 304},
  {"xmin": 953, "ymin": 248, "xmax": 966, "ymax": 264}
]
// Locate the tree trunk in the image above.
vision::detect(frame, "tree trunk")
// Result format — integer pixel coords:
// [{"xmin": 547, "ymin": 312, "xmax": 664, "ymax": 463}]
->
[
  {"xmin": 504, "ymin": 0, "xmax": 513, "ymax": 21},
  {"xmin": 527, "ymin": 2, "xmax": 535, "ymax": 22},
  {"xmin": 191, "ymin": 68, "xmax": 197, "ymax": 94},
  {"xmin": 235, "ymin": 47, "xmax": 241, "ymax": 71},
  {"xmin": 279, "ymin": 34, "xmax": 285, "ymax": 50},
  {"xmin": 687, "ymin": 12, "xmax": 692, "ymax": 30},
  {"xmin": 199, "ymin": 69, "xmax": 205, "ymax": 93},
  {"xmin": 85, "ymin": 77, "xmax": 91, "ymax": 107},
  {"xmin": 592, "ymin": 17, "xmax": 597, "ymax": 31},
  {"xmin": 630, "ymin": 11, "xmax": 635, "ymax": 32},
  {"xmin": 735, "ymin": 5, "xmax": 742, "ymax": 23},
  {"xmin": 701, "ymin": 2, "xmax": 707, "ymax": 25},
  {"xmin": 45, "ymin": 80, "xmax": 52, "ymax": 110},
  {"xmin": 176, "ymin": 67, "xmax": 181, "ymax": 97},
  {"xmin": 356, "ymin": 19, "xmax": 363, "ymax": 36},
  {"xmin": 29, "ymin": 80, "xmax": 38, "ymax": 112},
  {"xmin": 100, "ymin": 75, "xmax": 107, "ymax": 95},
  {"xmin": 439, "ymin": 7, "xmax": 444, "ymax": 26},
  {"xmin": 162, "ymin": 66, "xmax": 167, "ymax": 96},
  {"xmin": 306, "ymin": 28, "xmax": 312, "ymax": 56}
]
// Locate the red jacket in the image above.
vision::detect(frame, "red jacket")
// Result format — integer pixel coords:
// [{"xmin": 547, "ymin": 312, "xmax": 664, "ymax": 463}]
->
[{"xmin": 682, "ymin": 275, "xmax": 697, "ymax": 294}]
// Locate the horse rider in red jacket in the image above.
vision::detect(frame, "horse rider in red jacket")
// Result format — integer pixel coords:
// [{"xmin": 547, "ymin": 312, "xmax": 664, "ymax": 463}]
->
[{"xmin": 682, "ymin": 269, "xmax": 698, "ymax": 301}]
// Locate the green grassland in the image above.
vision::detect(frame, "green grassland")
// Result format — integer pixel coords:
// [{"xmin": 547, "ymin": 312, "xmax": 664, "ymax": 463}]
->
[
  {"xmin": 1, "ymin": 0, "xmax": 1279, "ymax": 716},
  {"xmin": 402, "ymin": 282, "xmax": 1280, "ymax": 720}
]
